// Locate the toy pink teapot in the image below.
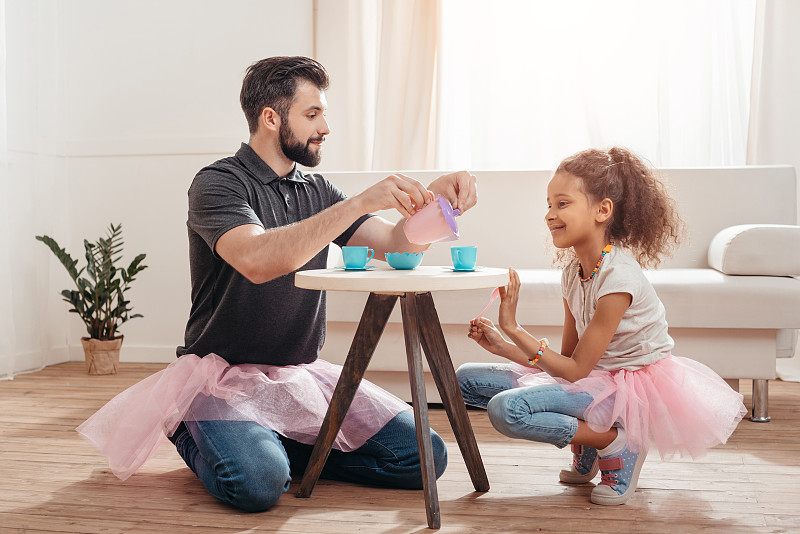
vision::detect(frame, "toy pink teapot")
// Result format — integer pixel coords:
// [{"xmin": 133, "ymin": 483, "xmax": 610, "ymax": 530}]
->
[{"xmin": 403, "ymin": 194, "xmax": 460, "ymax": 245}]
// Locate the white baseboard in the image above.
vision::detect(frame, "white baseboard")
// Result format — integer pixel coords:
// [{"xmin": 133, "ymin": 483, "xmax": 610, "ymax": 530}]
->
[
  {"xmin": 9, "ymin": 346, "xmax": 70, "ymax": 376},
  {"xmin": 68, "ymin": 343, "xmax": 177, "ymax": 364}
]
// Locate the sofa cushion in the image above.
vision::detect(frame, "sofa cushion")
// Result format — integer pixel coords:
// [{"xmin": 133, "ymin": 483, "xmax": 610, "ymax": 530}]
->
[
  {"xmin": 326, "ymin": 267, "xmax": 800, "ymax": 329},
  {"xmin": 643, "ymin": 269, "xmax": 800, "ymax": 329},
  {"xmin": 708, "ymin": 224, "xmax": 800, "ymax": 276}
]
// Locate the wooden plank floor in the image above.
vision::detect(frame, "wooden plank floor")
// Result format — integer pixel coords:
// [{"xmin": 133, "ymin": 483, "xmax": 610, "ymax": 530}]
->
[{"xmin": 1, "ymin": 362, "xmax": 799, "ymax": 533}]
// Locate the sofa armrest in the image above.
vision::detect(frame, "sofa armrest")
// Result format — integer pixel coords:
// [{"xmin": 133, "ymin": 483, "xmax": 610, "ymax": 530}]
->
[
  {"xmin": 708, "ymin": 224, "xmax": 800, "ymax": 276},
  {"xmin": 777, "ymin": 328, "xmax": 798, "ymax": 358}
]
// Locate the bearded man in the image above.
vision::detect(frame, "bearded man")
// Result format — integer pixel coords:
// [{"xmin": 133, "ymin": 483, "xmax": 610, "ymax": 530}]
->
[{"xmin": 164, "ymin": 56, "xmax": 479, "ymax": 511}]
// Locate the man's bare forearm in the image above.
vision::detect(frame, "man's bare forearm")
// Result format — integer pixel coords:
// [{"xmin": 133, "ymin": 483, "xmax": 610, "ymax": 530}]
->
[{"xmin": 241, "ymin": 196, "xmax": 366, "ymax": 283}]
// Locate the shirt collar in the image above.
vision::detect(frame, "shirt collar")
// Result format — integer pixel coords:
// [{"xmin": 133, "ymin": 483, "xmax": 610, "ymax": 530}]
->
[{"xmin": 235, "ymin": 143, "xmax": 309, "ymax": 185}]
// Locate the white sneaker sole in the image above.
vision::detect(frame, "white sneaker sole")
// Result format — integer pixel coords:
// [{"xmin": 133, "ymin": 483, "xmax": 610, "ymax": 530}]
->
[{"xmin": 559, "ymin": 456, "xmax": 599, "ymax": 484}]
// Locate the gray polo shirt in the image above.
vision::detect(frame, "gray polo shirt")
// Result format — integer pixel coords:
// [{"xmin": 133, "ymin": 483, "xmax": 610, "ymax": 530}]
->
[{"xmin": 177, "ymin": 143, "xmax": 371, "ymax": 366}]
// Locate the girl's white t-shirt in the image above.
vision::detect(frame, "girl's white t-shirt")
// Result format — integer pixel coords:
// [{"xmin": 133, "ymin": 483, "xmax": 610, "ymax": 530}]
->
[{"xmin": 562, "ymin": 247, "xmax": 673, "ymax": 371}]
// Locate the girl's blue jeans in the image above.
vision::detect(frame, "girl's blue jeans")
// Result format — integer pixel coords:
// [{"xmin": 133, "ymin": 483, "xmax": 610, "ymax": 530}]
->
[
  {"xmin": 172, "ymin": 409, "xmax": 447, "ymax": 513},
  {"xmin": 456, "ymin": 362, "xmax": 595, "ymax": 449}
]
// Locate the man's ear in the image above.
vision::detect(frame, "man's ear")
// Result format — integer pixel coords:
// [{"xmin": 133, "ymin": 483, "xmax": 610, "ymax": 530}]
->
[
  {"xmin": 260, "ymin": 107, "xmax": 280, "ymax": 133},
  {"xmin": 596, "ymin": 198, "xmax": 613, "ymax": 223}
]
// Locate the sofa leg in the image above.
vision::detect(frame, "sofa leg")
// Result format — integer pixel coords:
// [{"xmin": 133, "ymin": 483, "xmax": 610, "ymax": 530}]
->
[{"xmin": 750, "ymin": 379, "xmax": 771, "ymax": 423}]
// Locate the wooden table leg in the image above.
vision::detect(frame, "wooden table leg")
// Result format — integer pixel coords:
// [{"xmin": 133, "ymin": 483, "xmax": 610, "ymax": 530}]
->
[
  {"xmin": 400, "ymin": 294, "xmax": 440, "ymax": 529},
  {"xmin": 415, "ymin": 292, "xmax": 490, "ymax": 492},
  {"xmin": 296, "ymin": 292, "xmax": 398, "ymax": 498}
]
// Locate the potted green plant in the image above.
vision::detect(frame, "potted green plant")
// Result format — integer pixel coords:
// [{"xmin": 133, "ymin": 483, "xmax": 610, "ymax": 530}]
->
[{"xmin": 35, "ymin": 223, "xmax": 148, "ymax": 375}]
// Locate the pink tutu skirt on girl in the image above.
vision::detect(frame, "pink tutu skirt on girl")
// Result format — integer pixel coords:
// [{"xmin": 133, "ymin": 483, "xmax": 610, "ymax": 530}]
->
[
  {"xmin": 76, "ymin": 354, "xmax": 411, "ymax": 481},
  {"xmin": 509, "ymin": 354, "xmax": 747, "ymax": 459}
]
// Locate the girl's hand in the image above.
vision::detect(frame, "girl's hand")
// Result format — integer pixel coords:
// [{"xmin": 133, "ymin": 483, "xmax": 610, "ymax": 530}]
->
[
  {"xmin": 468, "ymin": 317, "xmax": 508, "ymax": 357},
  {"xmin": 498, "ymin": 268, "xmax": 521, "ymax": 334}
]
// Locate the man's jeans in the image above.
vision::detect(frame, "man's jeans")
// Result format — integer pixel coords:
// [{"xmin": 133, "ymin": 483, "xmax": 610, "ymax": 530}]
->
[
  {"xmin": 456, "ymin": 362, "xmax": 595, "ymax": 449},
  {"xmin": 172, "ymin": 410, "xmax": 447, "ymax": 513}
]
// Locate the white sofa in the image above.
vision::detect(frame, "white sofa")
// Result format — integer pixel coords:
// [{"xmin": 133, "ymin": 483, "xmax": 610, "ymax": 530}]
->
[{"xmin": 318, "ymin": 166, "xmax": 800, "ymax": 421}]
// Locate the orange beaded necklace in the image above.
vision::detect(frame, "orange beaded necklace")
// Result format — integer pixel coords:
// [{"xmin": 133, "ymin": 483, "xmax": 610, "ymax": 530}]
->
[{"xmin": 578, "ymin": 242, "xmax": 614, "ymax": 282}]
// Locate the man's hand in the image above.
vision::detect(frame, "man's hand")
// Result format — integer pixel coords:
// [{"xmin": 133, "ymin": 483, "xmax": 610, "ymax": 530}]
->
[
  {"xmin": 427, "ymin": 170, "xmax": 478, "ymax": 213},
  {"xmin": 352, "ymin": 173, "xmax": 433, "ymax": 219},
  {"xmin": 346, "ymin": 169, "xmax": 478, "ymax": 257}
]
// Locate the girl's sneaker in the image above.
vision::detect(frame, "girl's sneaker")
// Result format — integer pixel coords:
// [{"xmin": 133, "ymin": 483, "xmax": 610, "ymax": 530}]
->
[
  {"xmin": 590, "ymin": 445, "xmax": 647, "ymax": 505},
  {"xmin": 559, "ymin": 443, "xmax": 599, "ymax": 484}
]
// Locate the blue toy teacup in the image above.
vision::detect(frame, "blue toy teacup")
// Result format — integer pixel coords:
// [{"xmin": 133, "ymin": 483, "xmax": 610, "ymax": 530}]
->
[
  {"xmin": 450, "ymin": 246, "xmax": 477, "ymax": 271},
  {"xmin": 342, "ymin": 246, "xmax": 374, "ymax": 269}
]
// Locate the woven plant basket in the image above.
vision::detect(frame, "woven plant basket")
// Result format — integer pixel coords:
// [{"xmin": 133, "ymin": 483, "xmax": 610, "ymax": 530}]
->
[{"xmin": 81, "ymin": 336, "xmax": 123, "ymax": 375}]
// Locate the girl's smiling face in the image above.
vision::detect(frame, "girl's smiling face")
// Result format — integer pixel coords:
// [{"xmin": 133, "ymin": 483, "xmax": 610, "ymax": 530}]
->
[{"xmin": 545, "ymin": 172, "xmax": 607, "ymax": 249}]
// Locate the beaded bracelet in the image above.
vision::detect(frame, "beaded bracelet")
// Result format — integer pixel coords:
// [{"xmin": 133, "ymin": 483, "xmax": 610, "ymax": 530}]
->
[{"xmin": 528, "ymin": 337, "xmax": 548, "ymax": 366}]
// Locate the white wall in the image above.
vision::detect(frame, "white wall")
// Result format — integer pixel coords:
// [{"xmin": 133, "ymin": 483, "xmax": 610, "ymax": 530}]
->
[
  {"xmin": 7, "ymin": 0, "xmax": 70, "ymax": 371},
  {"xmin": 7, "ymin": 0, "xmax": 315, "ymax": 369}
]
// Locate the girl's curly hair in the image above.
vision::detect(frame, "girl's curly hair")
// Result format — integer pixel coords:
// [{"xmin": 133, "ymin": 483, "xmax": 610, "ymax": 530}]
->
[{"xmin": 554, "ymin": 147, "xmax": 685, "ymax": 268}]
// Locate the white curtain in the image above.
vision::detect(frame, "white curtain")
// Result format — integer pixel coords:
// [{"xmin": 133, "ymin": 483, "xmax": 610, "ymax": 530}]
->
[
  {"xmin": 314, "ymin": 0, "xmax": 379, "ymax": 171},
  {"xmin": 748, "ymin": 0, "xmax": 800, "ymax": 380},
  {"xmin": 436, "ymin": 0, "xmax": 756, "ymax": 170},
  {"xmin": 317, "ymin": 0, "xmax": 757, "ymax": 171},
  {"xmin": 370, "ymin": 0, "xmax": 439, "ymax": 169},
  {"xmin": 315, "ymin": 0, "xmax": 440, "ymax": 172},
  {"xmin": 0, "ymin": 0, "xmax": 13, "ymax": 379},
  {"xmin": 747, "ymin": 0, "xmax": 800, "ymax": 176}
]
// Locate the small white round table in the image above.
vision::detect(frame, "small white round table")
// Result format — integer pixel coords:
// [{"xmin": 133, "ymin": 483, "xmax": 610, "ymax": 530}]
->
[{"xmin": 294, "ymin": 265, "xmax": 508, "ymax": 529}]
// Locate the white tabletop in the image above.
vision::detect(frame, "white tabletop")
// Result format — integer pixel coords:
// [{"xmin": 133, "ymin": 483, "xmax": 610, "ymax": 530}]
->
[{"xmin": 295, "ymin": 265, "xmax": 509, "ymax": 293}]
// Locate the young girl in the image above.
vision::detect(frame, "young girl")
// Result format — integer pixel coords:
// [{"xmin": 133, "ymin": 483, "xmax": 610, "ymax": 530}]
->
[{"xmin": 458, "ymin": 147, "xmax": 747, "ymax": 506}]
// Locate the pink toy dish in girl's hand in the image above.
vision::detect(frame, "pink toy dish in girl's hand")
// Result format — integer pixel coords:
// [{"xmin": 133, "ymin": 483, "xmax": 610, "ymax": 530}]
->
[
  {"xmin": 403, "ymin": 195, "xmax": 460, "ymax": 245},
  {"xmin": 475, "ymin": 287, "xmax": 500, "ymax": 321}
]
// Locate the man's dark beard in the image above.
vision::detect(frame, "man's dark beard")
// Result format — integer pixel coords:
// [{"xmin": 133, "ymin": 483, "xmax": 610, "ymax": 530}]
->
[{"xmin": 279, "ymin": 121, "xmax": 322, "ymax": 168}]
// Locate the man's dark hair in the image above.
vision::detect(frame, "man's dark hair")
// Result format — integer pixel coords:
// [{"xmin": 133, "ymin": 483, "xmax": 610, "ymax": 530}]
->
[{"xmin": 240, "ymin": 56, "xmax": 330, "ymax": 134}]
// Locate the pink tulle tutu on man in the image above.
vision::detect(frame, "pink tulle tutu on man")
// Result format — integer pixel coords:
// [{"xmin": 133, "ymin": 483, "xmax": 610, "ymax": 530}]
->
[{"xmin": 77, "ymin": 354, "xmax": 410, "ymax": 481}]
